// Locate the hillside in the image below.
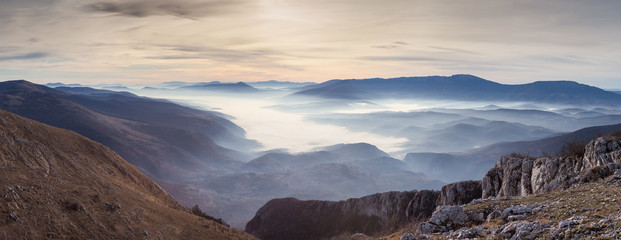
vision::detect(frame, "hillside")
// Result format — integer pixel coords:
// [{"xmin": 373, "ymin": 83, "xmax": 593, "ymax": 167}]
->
[
  {"xmin": 294, "ymin": 75, "xmax": 621, "ymax": 106},
  {"xmin": 0, "ymin": 80, "xmax": 253, "ymax": 179},
  {"xmin": 0, "ymin": 109, "xmax": 254, "ymax": 239}
]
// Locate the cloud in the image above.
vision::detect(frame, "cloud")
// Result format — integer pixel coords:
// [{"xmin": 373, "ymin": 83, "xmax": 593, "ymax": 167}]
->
[
  {"xmin": 429, "ymin": 46, "xmax": 479, "ymax": 55},
  {"xmin": 0, "ymin": 52, "xmax": 48, "ymax": 61},
  {"xmin": 371, "ymin": 45, "xmax": 399, "ymax": 49},
  {"xmin": 371, "ymin": 41, "xmax": 410, "ymax": 49},
  {"xmin": 151, "ymin": 44, "xmax": 279, "ymax": 62},
  {"xmin": 83, "ymin": 0, "xmax": 252, "ymax": 18},
  {"xmin": 359, "ymin": 56, "xmax": 441, "ymax": 62}
]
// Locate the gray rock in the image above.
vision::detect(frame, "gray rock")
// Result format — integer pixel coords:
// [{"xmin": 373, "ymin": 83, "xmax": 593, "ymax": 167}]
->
[
  {"xmin": 486, "ymin": 209, "xmax": 501, "ymax": 222},
  {"xmin": 406, "ymin": 190, "xmax": 440, "ymax": 221},
  {"xmin": 507, "ymin": 215, "xmax": 525, "ymax": 221},
  {"xmin": 436, "ymin": 180, "xmax": 482, "ymax": 206},
  {"xmin": 500, "ymin": 221, "xmax": 548, "ymax": 240},
  {"xmin": 454, "ymin": 228, "xmax": 480, "ymax": 239},
  {"xmin": 502, "ymin": 205, "xmax": 532, "ymax": 220},
  {"xmin": 483, "ymin": 137, "xmax": 621, "ymax": 200},
  {"xmin": 582, "ymin": 138, "xmax": 621, "ymax": 171},
  {"xmin": 482, "ymin": 167, "xmax": 503, "ymax": 198},
  {"xmin": 428, "ymin": 206, "xmax": 469, "ymax": 229},
  {"xmin": 468, "ymin": 212, "xmax": 485, "ymax": 224},
  {"xmin": 416, "ymin": 222, "xmax": 442, "ymax": 234},
  {"xmin": 399, "ymin": 233, "xmax": 416, "ymax": 240}
]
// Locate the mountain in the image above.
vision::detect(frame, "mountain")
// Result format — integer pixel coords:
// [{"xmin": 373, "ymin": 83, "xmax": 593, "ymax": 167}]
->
[
  {"xmin": 179, "ymin": 82, "xmax": 260, "ymax": 93},
  {"xmin": 245, "ymin": 181, "xmax": 481, "ymax": 240},
  {"xmin": 200, "ymin": 143, "xmax": 443, "ymax": 228},
  {"xmin": 404, "ymin": 123, "xmax": 621, "ymax": 182},
  {"xmin": 0, "ymin": 80, "xmax": 254, "ymax": 179},
  {"xmin": 0, "ymin": 80, "xmax": 265, "ymax": 227},
  {"xmin": 293, "ymin": 74, "xmax": 621, "ymax": 106},
  {"xmin": 248, "ymin": 135, "xmax": 621, "ymax": 239},
  {"xmin": 0, "ymin": 109, "xmax": 254, "ymax": 239},
  {"xmin": 245, "ymin": 80, "xmax": 316, "ymax": 90}
]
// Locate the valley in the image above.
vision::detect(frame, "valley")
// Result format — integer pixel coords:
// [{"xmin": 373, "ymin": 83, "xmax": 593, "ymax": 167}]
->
[{"xmin": 5, "ymin": 75, "xmax": 615, "ymax": 229}]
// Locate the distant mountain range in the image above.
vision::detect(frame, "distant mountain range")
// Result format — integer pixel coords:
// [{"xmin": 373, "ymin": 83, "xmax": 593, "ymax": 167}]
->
[
  {"xmin": 293, "ymin": 74, "xmax": 621, "ymax": 106},
  {"xmin": 179, "ymin": 82, "xmax": 260, "ymax": 93},
  {"xmin": 0, "ymin": 109, "xmax": 253, "ymax": 239}
]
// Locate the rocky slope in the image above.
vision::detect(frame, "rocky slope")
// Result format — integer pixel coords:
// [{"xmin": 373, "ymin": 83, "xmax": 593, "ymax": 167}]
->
[
  {"xmin": 0, "ymin": 110, "xmax": 254, "ymax": 239},
  {"xmin": 381, "ymin": 177, "xmax": 620, "ymax": 240},
  {"xmin": 408, "ymin": 136, "xmax": 621, "ymax": 239}
]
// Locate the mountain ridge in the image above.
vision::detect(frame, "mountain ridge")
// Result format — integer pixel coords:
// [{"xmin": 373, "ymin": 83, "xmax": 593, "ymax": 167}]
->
[{"xmin": 293, "ymin": 75, "xmax": 621, "ymax": 106}]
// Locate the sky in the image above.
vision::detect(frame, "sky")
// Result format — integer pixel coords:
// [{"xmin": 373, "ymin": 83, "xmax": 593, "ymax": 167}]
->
[{"xmin": 1, "ymin": 0, "xmax": 621, "ymax": 88}]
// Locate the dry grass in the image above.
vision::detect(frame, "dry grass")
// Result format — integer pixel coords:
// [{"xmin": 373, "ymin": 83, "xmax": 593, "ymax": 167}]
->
[{"xmin": 0, "ymin": 110, "xmax": 255, "ymax": 240}]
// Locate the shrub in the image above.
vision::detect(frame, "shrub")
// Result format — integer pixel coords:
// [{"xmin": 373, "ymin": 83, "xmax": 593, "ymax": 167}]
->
[
  {"xmin": 507, "ymin": 152, "xmax": 535, "ymax": 160},
  {"xmin": 607, "ymin": 131, "xmax": 621, "ymax": 140},
  {"xmin": 556, "ymin": 141, "xmax": 587, "ymax": 158}
]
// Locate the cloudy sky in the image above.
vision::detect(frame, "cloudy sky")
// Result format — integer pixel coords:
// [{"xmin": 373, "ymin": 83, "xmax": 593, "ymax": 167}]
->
[{"xmin": 1, "ymin": 0, "xmax": 620, "ymax": 87}]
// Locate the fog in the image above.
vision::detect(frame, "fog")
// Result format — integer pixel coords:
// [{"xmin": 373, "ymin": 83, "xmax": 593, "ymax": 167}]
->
[
  {"xmin": 129, "ymin": 86, "xmax": 621, "ymax": 158},
  {"xmin": 133, "ymin": 89, "xmax": 411, "ymax": 155},
  {"xmin": 52, "ymin": 82, "xmax": 621, "ymax": 228}
]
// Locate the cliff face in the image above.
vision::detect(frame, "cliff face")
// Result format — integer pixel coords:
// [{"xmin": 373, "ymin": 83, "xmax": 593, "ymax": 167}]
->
[
  {"xmin": 482, "ymin": 137, "xmax": 621, "ymax": 198},
  {"xmin": 0, "ymin": 110, "xmax": 254, "ymax": 239},
  {"xmin": 245, "ymin": 181, "xmax": 482, "ymax": 240},
  {"xmin": 437, "ymin": 180, "xmax": 482, "ymax": 206},
  {"xmin": 245, "ymin": 191, "xmax": 418, "ymax": 240},
  {"xmin": 413, "ymin": 136, "xmax": 621, "ymax": 239}
]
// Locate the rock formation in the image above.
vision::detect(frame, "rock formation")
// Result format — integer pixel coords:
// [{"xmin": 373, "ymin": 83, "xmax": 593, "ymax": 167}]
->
[
  {"xmin": 436, "ymin": 180, "xmax": 482, "ymax": 206},
  {"xmin": 245, "ymin": 191, "xmax": 418, "ymax": 240},
  {"xmin": 482, "ymin": 137, "xmax": 621, "ymax": 199},
  {"xmin": 414, "ymin": 136, "xmax": 621, "ymax": 239},
  {"xmin": 246, "ymin": 180, "xmax": 482, "ymax": 240}
]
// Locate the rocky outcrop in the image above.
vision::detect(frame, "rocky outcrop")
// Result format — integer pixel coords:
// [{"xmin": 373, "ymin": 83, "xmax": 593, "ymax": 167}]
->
[
  {"xmin": 406, "ymin": 190, "xmax": 440, "ymax": 220},
  {"xmin": 582, "ymin": 137, "xmax": 621, "ymax": 170},
  {"xmin": 436, "ymin": 180, "xmax": 481, "ymax": 206},
  {"xmin": 246, "ymin": 180, "xmax": 483, "ymax": 240},
  {"xmin": 245, "ymin": 191, "xmax": 418, "ymax": 240},
  {"xmin": 483, "ymin": 137, "xmax": 621, "ymax": 199}
]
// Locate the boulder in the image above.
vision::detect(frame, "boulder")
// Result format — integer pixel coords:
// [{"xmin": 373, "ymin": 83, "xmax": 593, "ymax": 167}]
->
[{"xmin": 428, "ymin": 206, "xmax": 469, "ymax": 229}]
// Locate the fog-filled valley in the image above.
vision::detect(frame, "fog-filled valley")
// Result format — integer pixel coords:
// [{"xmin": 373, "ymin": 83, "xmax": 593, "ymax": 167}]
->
[{"xmin": 3, "ymin": 75, "xmax": 620, "ymax": 228}]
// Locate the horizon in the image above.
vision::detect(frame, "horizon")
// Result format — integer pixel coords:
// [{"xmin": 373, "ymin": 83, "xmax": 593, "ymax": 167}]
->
[
  {"xmin": 5, "ymin": 74, "xmax": 621, "ymax": 91},
  {"xmin": 1, "ymin": 0, "xmax": 621, "ymax": 88}
]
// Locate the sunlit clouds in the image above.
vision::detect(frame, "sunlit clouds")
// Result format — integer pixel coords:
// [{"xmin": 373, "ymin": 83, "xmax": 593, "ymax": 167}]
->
[{"xmin": 1, "ymin": 0, "xmax": 620, "ymax": 87}]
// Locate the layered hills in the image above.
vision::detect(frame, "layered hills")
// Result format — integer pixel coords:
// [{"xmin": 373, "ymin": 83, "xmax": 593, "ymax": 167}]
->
[
  {"xmin": 0, "ymin": 109, "xmax": 254, "ymax": 239},
  {"xmin": 0, "ymin": 79, "xmax": 445, "ymax": 228}
]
